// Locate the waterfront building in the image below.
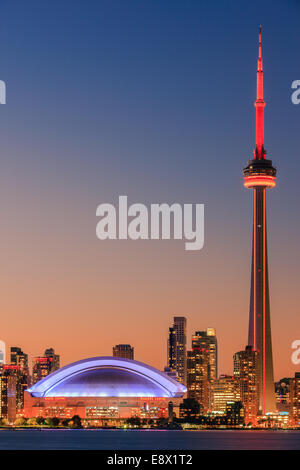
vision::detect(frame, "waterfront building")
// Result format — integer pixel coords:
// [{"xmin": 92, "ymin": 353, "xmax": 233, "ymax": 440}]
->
[
  {"xmin": 167, "ymin": 317, "xmax": 187, "ymax": 385},
  {"xmin": 225, "ymin": 401, "xmax": 245, "ymax": 426},
  {"xmin": 211, "ymin": 375, "xmax": 240, "ymax": 413},
  {"xmin": 113, "ymin": 344, "xmax": 134, "ymax": 360},
  {"xmin": 275, "ymin": 378, "xmax": 291, "ymax": 412},
  {"xmin": 2, "ymin": 365, "xmax": 28, "ymax": 412},
  {"xmin": 167, "ymin": 327, "xmax": 177, "ymax": 373},
  {"xmin": 233, "ymin": 346, "xmax": 260, "ymax": 425},
  {"xmin": 192, "ymin": 328, "xmax": 218, "ymax": 382},
  {"xmin": 10, "ymin": 347, "xmax": 28, "ymax": 371},
  {"xmin": 257, "ymin": 411, "xmax": 289, "ymax": 428},
  {"xmin": 290, "ymin": 372, "xmax": 300, "ymax": 426},
  {"xmin": 186, "ymin": 348, "xmax": 209, "ymax": 413},
  {"xmin": 0, "ymin": 373, "xmax": 17, "ymax": 422},
  {"xmin": 32, "ymin": 348, "xmax": 60, "ymax": 384}
]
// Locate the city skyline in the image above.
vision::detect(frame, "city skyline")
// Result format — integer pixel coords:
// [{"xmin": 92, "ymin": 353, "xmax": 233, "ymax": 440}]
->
[
  {"xmin": 1, "ymin": 331, "xmax": 298, "ymax": 427},
  {"xmin": 0, "ymin": 1, "xmax": 299, "ymax": 381}
]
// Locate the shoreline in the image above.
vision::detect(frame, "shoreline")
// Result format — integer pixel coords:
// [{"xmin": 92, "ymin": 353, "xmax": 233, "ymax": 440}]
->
[{"xmin": 0, "ymin": 426, "xmax": 299, "ymax": 431}]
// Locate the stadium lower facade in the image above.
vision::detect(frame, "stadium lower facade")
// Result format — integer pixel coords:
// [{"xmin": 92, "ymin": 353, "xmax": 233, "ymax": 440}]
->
[{"xmin": 24, "ymin": 357, "xmax": 186, "ymax": 423}]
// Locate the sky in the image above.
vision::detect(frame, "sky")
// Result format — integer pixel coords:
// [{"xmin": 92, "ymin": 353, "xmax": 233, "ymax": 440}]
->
[{"xmin": 0, "ymin": 0, "xmax": 299, "ymax": 380}]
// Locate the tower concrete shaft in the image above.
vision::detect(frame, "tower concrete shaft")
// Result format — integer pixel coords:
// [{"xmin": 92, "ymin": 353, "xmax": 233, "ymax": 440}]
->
[
  {"xmin": 243, "ymin": 27, "xmax": 276, "ymax": 414},
  {"xmin": 248, "ymin": 187, "xmax": 275, "ymax": 413}
]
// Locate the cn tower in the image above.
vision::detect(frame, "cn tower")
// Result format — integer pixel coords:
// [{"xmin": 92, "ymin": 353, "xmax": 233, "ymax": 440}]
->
[{"xmin": 243, "ymin": 27, "xmax": 276, "ymax": 414}]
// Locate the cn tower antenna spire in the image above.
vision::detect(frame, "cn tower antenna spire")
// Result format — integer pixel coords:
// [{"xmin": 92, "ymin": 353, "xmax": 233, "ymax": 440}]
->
[
  {"xmin": 258, "ymin": 25, "xmax": 262, "ymax": 63},
  {"xmin": 255, "ymin": 25, "xmax": 265, "ymax": 159}
]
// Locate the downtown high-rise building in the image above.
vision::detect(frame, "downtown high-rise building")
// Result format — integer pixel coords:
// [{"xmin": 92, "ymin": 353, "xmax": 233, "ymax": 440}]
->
[
  {"xmin": 211, "ymin": 375, "xmax": 240, "ymax": 413},
  {"xmin": 32, "ymin": 348, "xmax": 60, "ymax": 384},
  {"xmin": 10, "ymin": 347, "xmax": 28, "ymax": 372},
  {"xmin": 0, "ymin": 341, "xmax": 5, "ymax": 366},
  {"xmin": 44, "ymin": 348, "xmax": 60, "ymax": 369},
  {"xmin": 1, "ymin": 365, "xmax": 27, "ymax": 414},
  {"xmin": 0, "ymin": 374, "xmax": 16, "ymax": 422},
  {"xmin": 192, "ymin": 328, "xmax": 218, "ymax": 382},
  {"xmin": 0, "ymin": 346, "xmax": 30, "ymax": 419},
  {"xmin": 186, "ymin": 347, "xmax": 209, "ymax": 413},
  {"xmin": 113, "ymin": 344, "xmax": 134, "ymax": 360},
  {"xmin": 243, "ymin": 27, "xmax": 276, "ymax": 414},
  {"xmin": 275, "ymin": 378, "xmax": 291, "ymax": 413},
  {"xmin": 167, "ymin": 327, "xmax": 177, "ymax": 373},
  {"xmin": 167, "ymin": 317, "xmax": 187, "ymax": 385},
  {"xmin": 234, "ymin": 346, "xmax": 260, "ymax": 425},
  {"xmin": 290, "ymin": 373, "xmax": 300, "ymax": 427},
  {"xmin": 9, "ymin": 347, "xmax": 29, "ymax": 412}
]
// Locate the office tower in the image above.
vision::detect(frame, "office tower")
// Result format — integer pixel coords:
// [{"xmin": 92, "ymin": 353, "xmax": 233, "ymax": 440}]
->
[
  {"xmin": 192, "ymin": 328, "xmax": 218, "ymax": 382},
  {"xmin": 0, "ymin": 374, "xmax": 17, "ymax": 422},
  {"xmin": 174, "ymin": 317, "xmax": 187, "ymax": 385},
  {"xmin": 167, "ymin": 317, "xmax": 187, "ymax": 385},
  {"xmin": 234, "ymin": 346, "xmax": 260, "ymax": 425},
  {"xmin": 290, "ymin": 373, "xmax": 300, "ymax": 426},
  {"xmin": 168, "ymin": 401, "xmax": 174, "ymax": 424},
  {"xmin": 113, "ymin": 344, "xmax": 134, "ymax": 360},
  {"xmin": 2, "ymin": 365, "xmax": 27, "ymax": 412},
  {"xmin": 0, "ymin": 340, "xmax": 5, "ymax": 365},
  {"xmin": 225, "ymin": 401, "xmax": 245, "ymax": 426},
  {"xmin": 211, "ymin": 375, "xmax": 240, "ymax": 413},
  {"xmin": 275, "ymin": 378, "xmax": 291, "ymax": 412},
  {"xmin": 179, "ymin": 397, "xmax": 201, "ymax": 420},
  {"xmin": 32, "ymin": 348, "xmax": 60, "ymax": 384},
  {"xmin": 0, "ymin": 375, "xmax": 8, "ymax": 419},
  {"xmin": 32, "ymin": 358, "xmax": 52, "ymax": 384},
  {"xmin": 243, "ymin": 27, "xmax": 276, "ymax": 414},
  {"xmin": 10, "ymin": 347, "xmax": 28, "ymax": 371},
  {"xmin": 45, "ymin": 348, "xmax": 60, "ymax": 370},
  {"xmin": 167, "ymin": 327, "xmax": 177, "ymax": 372},
  {"xmin": 187, "ymin": 348, "xmax": 209, "ymax": 413},
  {"xmin": 0, "ymin": 348, "xmax": 30, "ymax": 414}
]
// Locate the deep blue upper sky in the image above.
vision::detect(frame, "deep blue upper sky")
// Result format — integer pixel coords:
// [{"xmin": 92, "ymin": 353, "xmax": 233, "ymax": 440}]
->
[{"xmin": 0, "ymin": 0, "xmax": 299, "ymax": 204}]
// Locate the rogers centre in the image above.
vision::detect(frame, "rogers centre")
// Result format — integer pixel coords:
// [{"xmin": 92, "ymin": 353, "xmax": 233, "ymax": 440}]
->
[{"xmin": 24, "ymin": 356, "xmax": 186, "ymax": 423}]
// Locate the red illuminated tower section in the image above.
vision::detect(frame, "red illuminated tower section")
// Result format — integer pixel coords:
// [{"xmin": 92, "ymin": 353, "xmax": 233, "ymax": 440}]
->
[{"xmin": 243, "ymin": 27, "xmax": 276, "ymax": 414}]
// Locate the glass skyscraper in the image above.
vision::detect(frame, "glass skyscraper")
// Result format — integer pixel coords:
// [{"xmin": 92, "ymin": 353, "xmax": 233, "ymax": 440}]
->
[{"xmin": 167, "ymin": 317, "xmax": 187, "ymax": 385}]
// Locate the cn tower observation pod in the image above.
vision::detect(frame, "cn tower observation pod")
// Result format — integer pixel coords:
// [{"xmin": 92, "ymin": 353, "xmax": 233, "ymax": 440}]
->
[{"xmin": 27, "ymin": 356, "xmax": 187, "ymax": 398}]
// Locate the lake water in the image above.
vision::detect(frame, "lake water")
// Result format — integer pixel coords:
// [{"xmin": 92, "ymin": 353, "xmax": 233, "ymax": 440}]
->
[{"xmin": 0, "ymin": 429, "xmax": 299, "ymax": 450}]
